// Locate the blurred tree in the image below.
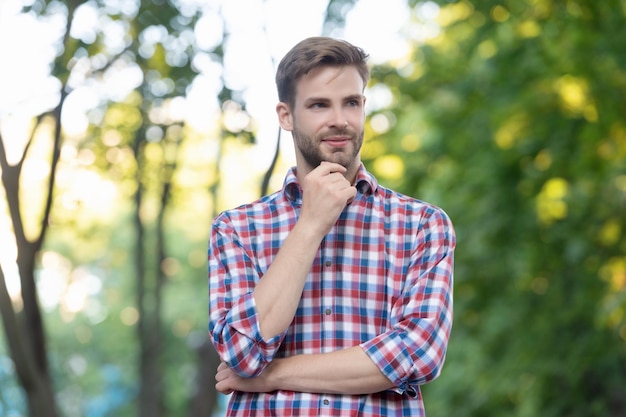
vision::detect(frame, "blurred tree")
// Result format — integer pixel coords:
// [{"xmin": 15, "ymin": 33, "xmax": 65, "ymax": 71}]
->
[
  {"xmin": 0, "ymin": 0, "xmax": 76, "ymax": 413},
  {"xmin": 365, "ymin": 0, "xmax": 626, "ymax": 415},
  {"xmin": 0, "ymin": 0, "xmax": 220, "ymax": 415}
]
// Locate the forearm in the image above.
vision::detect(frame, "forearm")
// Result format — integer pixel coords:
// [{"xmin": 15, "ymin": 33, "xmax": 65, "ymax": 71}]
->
[
  {"xmin": 269, "ymin": 346, "xmax": 394, "ymax": 394},
  {"xmin": 216, "ymin": 346, "xmax": 394, "ymax": 395}
]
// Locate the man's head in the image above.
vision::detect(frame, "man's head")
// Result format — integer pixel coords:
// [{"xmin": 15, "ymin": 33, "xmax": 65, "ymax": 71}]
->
[
  {"xmin": 276, "ymin": 37, "xmax": 370, "ymax": 110},
  {"xmin": 275, "ymin": 37, "xmax": 370, "ymax": 181}
]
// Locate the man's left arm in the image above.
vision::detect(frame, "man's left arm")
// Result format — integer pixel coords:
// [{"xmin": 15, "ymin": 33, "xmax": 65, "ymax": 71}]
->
[{"xmin": 360, "ymin": 206, "xmax": 455, "ymax": 393}]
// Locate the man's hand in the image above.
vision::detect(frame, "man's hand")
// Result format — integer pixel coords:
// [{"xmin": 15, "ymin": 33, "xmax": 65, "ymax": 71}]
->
[
  {"xmin": 300, "ymin": 161, "xmax": 357, "ymax": 237},
  {"xmin": 215, "ymin": 361, "xmax": 275, "ymax": 395}
]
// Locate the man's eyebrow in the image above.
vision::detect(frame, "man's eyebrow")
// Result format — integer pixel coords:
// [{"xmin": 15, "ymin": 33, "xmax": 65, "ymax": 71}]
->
[
  {"xmin": 303, "ymin": 96, "xmax": 330, "ymax": 104},
  {"xmin": 344, "ymin": 94, "xmax": 365, "ymax": 102},
  {"xmin": 303, "ymin": 94, "xmax": 364, "ymax": 104}
]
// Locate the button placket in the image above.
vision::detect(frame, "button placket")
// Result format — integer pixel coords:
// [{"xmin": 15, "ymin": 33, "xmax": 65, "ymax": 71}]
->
[
  {"xmin": 322, "ymin": 258, "xmax": 333, "ymax": 318},
  {"xmin": 320, "ymin": 232, "xmax": 335, "ymax": 353}
]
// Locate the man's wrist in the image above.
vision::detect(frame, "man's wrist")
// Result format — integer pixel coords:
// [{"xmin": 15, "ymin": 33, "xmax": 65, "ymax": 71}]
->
[
  {"xmin": 261, "ymin": 358, "xmax": 283, "ymax": 392},
  {"xmin": 292, "ymin": 218, "xmax": 327, "ymax": 244}
]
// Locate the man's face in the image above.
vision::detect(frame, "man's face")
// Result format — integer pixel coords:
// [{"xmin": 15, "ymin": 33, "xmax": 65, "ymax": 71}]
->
[{"xmin": 278, "ymin": 65, "xmax": 366, "ymax": 178}]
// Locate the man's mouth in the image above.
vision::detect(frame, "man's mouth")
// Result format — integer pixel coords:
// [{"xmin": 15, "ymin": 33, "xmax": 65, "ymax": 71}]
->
[{"xmin": 322, "ymin": 137, "xmax": 351, "ymax": 148}]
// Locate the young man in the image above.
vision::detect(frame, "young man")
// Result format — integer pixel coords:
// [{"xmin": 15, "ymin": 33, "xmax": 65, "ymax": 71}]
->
[{"xmin": 208, "ymin": 37, "xmax": 455, "ymax": 416}]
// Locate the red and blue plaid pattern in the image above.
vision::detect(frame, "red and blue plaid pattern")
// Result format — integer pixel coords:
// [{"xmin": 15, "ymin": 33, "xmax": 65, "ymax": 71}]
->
[{"xmin": 209, "ymin": 165, "xmax": 455, "ymax": 416}]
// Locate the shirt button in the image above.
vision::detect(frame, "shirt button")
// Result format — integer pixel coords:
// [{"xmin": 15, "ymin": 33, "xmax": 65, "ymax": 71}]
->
[
  {"xmin": 324, "ymin": 308, "xmax": 332, "ymax": 316},
  {"xmin": 325, "ymin": 260, "xmax": 331, "ymax": 267},
  {"xmin": 323, "ymin": 399, "xmax": 330, "ymax": 405}
]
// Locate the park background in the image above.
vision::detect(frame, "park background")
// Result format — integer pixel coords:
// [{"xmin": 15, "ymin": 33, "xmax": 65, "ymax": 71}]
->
[{"xmin": 1, "ymin": 0, "xmax": 625, "ymax": 416}]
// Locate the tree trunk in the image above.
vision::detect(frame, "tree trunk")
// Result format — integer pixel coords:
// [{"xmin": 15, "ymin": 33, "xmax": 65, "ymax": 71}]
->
[
  {"xmin": 131, "ymin": 132, "xmax": 165, "ymax": 417},
  {"xmin": 0, "ymin": 267, "xmax": 57, "ymax": 417},
  {"xmin": 0, "ymin": 118, "xmax": 61, "ymax": 417},
  {"xmin": 188, "ymin": 340, "xmax": 221, "ymax": 417}
]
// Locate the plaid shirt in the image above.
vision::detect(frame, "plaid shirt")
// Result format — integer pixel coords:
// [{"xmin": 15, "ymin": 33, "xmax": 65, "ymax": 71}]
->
[{"xmin": 208, "ymin": 164, "xmax": 455, "ymax": 416}]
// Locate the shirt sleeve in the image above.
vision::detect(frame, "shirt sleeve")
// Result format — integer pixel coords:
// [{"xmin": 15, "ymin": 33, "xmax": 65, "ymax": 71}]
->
[
  {"xmin": 208, "ymin": 213, "xmax": 285, "ymax": 378},
  {"xmin": 360, "ymin": 206, "xmax": 455, "ymax": 395}
]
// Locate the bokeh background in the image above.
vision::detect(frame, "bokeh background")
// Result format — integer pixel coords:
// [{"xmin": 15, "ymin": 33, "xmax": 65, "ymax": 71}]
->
[{"xmin": 1, "ymin": 0, "xmax": 625, "ymax": 416}]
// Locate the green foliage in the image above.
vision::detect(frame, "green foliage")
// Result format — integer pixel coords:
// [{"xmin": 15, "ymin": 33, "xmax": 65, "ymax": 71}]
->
[{"xmin": 365, "ymin": 0, "xmax": 626, "ymax": 415}]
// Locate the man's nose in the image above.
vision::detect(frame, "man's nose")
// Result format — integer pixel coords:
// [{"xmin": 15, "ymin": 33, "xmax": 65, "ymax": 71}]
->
[{"xmin": 329, "ymin": 108, "xmax": 347, "ymax": 128}]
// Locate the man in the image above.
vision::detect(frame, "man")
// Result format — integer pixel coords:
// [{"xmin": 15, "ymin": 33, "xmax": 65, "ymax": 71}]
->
[{"xmin": 208, "ymin": 37, "xmax": 455, "ymax": 416}]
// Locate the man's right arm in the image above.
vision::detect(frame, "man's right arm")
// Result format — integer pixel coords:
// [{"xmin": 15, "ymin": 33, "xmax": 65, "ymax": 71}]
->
[
  {"xmin": 209, "ymin": 162, "xmax": 356, "ymax": 375},
  {"xmin": 252, "ymin": 163, "xmax": 356, "ymax": 339}
]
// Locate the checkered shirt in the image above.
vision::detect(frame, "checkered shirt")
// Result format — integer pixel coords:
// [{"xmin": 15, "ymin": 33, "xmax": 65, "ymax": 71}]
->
[{"xmin": 208, "ymin": 164, "xmax": 455, "ymax": 416}]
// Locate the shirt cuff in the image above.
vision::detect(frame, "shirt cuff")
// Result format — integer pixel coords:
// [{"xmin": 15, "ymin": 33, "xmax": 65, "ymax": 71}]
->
[
  {"xmin": 360, "ymin": 332, "xmax": 416, "ymax": 395},
  {"xmin": 225, "ymin": 292, "xmax": 285, "ymax": 376}
]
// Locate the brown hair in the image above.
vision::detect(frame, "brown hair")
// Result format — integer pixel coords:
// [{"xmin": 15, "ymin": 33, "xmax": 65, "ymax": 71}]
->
[{"xmin": 275, "ymin": 37, "xmax": 370, "ymax": 108}]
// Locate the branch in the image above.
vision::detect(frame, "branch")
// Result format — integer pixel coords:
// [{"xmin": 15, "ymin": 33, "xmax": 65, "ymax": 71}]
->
[
  {"xmin": 0, "ymin": 117, "xmax": 46, "ymax": 251},
  {"xmin": 19, "ymin": 113, "xmax": 48, "ymax": 168},
  {"xmin": 0, "ymin": 126, "xmax": 9, "ymax": 172},
  {"xmin": 34, "ymin": 91, "xmax": 68, "ymax": 252},
  {"xmin": 31, "ymin": 0, "xmax": 80, "ymax": 251}
]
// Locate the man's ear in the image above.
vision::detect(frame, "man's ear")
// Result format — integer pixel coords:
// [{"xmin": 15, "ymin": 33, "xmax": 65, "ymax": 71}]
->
[{"xmin": 276, "ymin": 102, "xmax": 293, "ymax": 131}]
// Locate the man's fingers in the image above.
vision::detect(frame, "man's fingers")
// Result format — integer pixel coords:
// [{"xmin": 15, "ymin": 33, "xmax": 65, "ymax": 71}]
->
[
  {"xmin": 215, "ymin": 362, "xmax": 235, "ymax": 394},
  {"xmin": 215, "ymin": 381, "xmax": 234, "ymax": 395},
  {"xmin": 317, "ymin": 161, "xmax": 347, "ymax": 175}
]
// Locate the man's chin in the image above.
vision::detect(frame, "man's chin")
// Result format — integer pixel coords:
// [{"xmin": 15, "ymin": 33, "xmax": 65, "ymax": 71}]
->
[
  {"xmin": 328, "ymin": 153, "xmax": 360, "ymax": 170},
  {"xmin": 324, "ymin": 155, "xmax": 348, "ymax": 167}
]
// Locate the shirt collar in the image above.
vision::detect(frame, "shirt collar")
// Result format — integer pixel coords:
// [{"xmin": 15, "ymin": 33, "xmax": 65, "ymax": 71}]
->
[{"xmin": 283, "ymin": 163, "xmax": 378, "ymax": 204}]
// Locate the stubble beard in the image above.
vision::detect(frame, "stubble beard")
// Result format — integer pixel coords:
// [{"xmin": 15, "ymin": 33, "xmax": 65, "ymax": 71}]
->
[{"xmin": 293, "ymin": 126, "xmax": 364, "ymax": 170}]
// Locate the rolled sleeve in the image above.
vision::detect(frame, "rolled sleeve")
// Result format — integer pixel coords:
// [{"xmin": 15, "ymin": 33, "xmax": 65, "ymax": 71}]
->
[
  {"xmin": 208, "ymin": 215, "xmax": 285, "ymax": 377},
  {"xmin": 360, "ymin": 308, "xmax": 451, "ymax": 394},
  {"xmin": 360, "ymin": 208, "xmax": 455, "ymax": 395}
]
